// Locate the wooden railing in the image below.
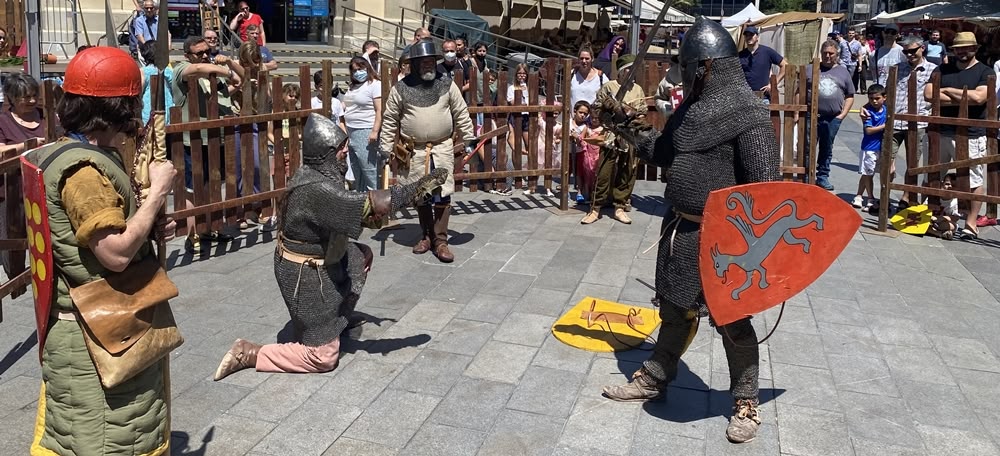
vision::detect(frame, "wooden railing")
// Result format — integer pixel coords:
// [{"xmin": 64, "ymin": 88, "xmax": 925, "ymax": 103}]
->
[
  {"xmin": 379, "ymin": 57, "xmax": 573, "ymax": 211},
  {"xmin": 877, "ymin": 67, "xmax": 999, "ymax": 231}
]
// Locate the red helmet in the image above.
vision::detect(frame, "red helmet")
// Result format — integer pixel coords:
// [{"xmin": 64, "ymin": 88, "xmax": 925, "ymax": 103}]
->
[{"xmin": 62, "ymin": 47, "xmax": 142, "ymax": 97}]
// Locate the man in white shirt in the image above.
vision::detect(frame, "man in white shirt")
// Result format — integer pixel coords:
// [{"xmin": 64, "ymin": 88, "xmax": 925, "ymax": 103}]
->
[{"xmin": 874, "ymin": 24, "xmax": 904, "ymax": 86}]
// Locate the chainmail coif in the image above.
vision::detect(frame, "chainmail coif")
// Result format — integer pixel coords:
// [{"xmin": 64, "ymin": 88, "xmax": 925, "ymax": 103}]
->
[{"xmin": 396, "ymin": 72, "xmax": 452, "ymax": 108}]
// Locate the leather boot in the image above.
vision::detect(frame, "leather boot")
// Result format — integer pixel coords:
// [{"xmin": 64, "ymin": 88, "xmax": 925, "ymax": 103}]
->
[
  {"xmin": 213, "ymin": 338, "xmax": 261, "ymax": 381},
  {"xmin": 412, "ymin": 205, "xmax": 434, "ymax": 254},
  {"xmin": 432, "ymin": 204, "xmax": 454, "ymax": 263},
  {"xmin": 602, "ymin": 366, "xmax": 666, "ymax": 402}
]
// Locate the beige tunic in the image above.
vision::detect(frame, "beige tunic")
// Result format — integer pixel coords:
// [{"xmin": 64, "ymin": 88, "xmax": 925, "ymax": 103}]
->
[{"xmin": 380, "ymin": 77, "xmax": 476, "ymax": 197}]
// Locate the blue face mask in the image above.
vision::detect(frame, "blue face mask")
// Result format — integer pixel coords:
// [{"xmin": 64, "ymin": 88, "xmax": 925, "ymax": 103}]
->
[{"xmin": 353, "ymin": 70, "xmax": 368, "ymax": 82}]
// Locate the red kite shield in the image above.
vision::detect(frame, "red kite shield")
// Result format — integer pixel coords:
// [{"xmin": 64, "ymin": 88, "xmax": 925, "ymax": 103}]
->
[
  {"xmin": 20, "ymin": 149, "xmax": 55, "ymax": 363},
  {"xmin": 699, "ymin": 182, "xmax": 861, "ymax": 326}
]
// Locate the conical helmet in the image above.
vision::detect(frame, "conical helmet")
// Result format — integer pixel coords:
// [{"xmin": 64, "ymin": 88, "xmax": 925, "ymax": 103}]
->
[
  {"xmin": 679, "ymin": 16, "xmax": 738, "ymax": 67},
  {"xmin": 302, "ymin": 113, "xmax": 349, "ymax": 165}
]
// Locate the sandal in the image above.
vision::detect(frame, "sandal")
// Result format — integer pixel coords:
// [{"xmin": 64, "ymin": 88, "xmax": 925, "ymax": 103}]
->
[{"xmin": 958, "ymin": 227, "xmax": 979, "ymax": 240}]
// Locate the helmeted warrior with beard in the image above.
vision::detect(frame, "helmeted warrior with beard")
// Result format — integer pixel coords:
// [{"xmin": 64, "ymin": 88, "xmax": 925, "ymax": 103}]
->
[
  {"xmin": 213, "ymin": 114, "xmax": 447, "ymax": 380},
  {"xmin": 601, "ymin": 17, "xmax": 780, "ymax": 443},
  {"xmin": 379, "ymin": 39, "xmax": 476, "ymax": 263}
]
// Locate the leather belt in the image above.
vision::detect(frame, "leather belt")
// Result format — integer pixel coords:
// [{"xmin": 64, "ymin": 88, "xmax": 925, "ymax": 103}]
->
[
  {"xmin": 51, "ymin": 310, "xmax": 79, "ymax": 321},
  {"xmin": 277, "ymin": 237, "xmax": 325, "ymax": 267},
  {"xmin": 402, "ymin": 133, "xmax": 451, "ymax": 175},
  {"xmin": 675, "ymin": 210, "xmax": 703, "ymax": 223}
]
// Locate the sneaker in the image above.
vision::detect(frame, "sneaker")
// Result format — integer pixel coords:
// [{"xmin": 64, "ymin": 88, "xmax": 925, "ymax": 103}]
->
[
  {"xmin": 726, "ymin": 399, "xmax": 762, "ymax": 443},
  {"xmin": 852, "ymin": 195, "xmax": 864, "ymax": 208},
  {"xmin": 576, "ymin": 194, "xmax": 586, "ymax": 203},
  {"xmin": 816, "ymin": 178, "xmax": 835, "ymax": 191},
  {"xmin": 602, "ymin": 367, "xmax": 665, "ymax": 402},
  {"xmin": 580, "ymin": 210, "xmax": 599, "ymax": 224},
  {"xmin": 976, "ymin": 215, "xmax": 998, "ymax": 227},
  {"xmin": 490, "ymin": 187, "xmax": 513, "ymax": 196},
  {"xmin": 613, "ymin": 208, "xmax": 632, "ymax": 224}
]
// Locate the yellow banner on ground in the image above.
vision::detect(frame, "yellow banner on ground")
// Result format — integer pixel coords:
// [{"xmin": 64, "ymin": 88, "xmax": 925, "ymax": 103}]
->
[{"xmin": 551, "ymin": 297, "xmax": 661, "ymax": 352}]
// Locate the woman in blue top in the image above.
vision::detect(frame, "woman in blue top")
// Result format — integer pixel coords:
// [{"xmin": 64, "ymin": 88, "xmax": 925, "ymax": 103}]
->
[{"xmin": 139, "ymin": 40, "xmax": 173, "ymax": 125}]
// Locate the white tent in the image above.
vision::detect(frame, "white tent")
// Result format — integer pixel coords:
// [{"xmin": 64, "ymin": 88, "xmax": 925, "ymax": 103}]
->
[
  {"xmin": 874, "ymin": 2, "xmax": 949, "ymax": 23},
  {"xmin": 637, "ymin": 0, "xmax": 696, "ymax": 23},
  {"xmin": 721, "ymin": 3, "xmax": 769, "ymax": 27}
]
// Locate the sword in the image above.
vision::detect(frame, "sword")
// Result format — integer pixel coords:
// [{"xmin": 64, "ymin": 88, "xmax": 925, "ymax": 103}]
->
[
  {"xmin": 614, "ymin": 0, "xmax": 681, "ymax": 104},
  {"xmin": 587, "ymin": 1, "xmax": 679, "ymax": 205}
]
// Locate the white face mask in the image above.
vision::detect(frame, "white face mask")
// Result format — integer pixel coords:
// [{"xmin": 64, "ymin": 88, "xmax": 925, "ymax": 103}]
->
[{"xmin": 444, "ymin": 51, "xmax": 457, "ymax": 62}]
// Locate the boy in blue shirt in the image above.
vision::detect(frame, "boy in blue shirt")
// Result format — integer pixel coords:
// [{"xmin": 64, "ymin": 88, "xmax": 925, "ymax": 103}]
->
[{"xmin": 854, "ymin": 84, "xmax": 887, "ymax": 209}]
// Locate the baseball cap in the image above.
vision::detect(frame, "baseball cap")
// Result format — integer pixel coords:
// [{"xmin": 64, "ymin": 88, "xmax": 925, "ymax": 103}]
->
[{"xmin": 744, "ymin": 26, "xmax": 759, "ymax": 35}]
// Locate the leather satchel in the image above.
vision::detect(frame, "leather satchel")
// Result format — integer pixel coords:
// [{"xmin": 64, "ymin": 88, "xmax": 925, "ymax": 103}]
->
[
  {"xmin": 392, "ymin": 135, "xmax": 414, "ymax": 174},
  {"xmin": 69, "ymin": 255, "xmax": 184, "ymax": 389}
]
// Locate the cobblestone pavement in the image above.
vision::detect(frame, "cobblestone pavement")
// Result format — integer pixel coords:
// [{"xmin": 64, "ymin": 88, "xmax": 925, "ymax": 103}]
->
[{"xmin": 2, "ymin": 114, "xmax": 999, "ymax": 455}]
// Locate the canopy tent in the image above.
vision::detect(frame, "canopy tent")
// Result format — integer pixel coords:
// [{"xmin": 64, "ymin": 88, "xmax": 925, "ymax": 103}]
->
[
  {"xmin": 888, "ymin": 0, "xmax": 1000, "ymax": 23},
  {"xmin": 722, "ymin": 3, "xmax": 770, "ymax": 27},
  {"xmin": 873, "ymin": 2, "xmax": 948, "ymax": 23},
  {"xmin": 427, "ymin": 9, "xmax": 491, "ymax": 50},
  {"xmin": 635, "ymin": 0, "xmax": 696, "ymax": 23}
]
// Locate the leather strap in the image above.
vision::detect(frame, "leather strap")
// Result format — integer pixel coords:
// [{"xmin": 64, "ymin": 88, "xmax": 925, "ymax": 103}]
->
[
  {"xmin": 51, "ymin": 310, "xmax": 79, "ymax": 321},
  {"xmin": 675, "ymin": 210, "xmax": 703, "ymax": 223},
  {"xmin": 276, "ymin": 237, "xmax": 325, "ymax": 266}
]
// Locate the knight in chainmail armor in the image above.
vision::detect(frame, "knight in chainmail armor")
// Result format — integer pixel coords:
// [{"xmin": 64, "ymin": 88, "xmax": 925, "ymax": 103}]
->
[
  {"xmin": 602, "ymin": 18, "xmax": 780, "ymax": 444},
  {"xmin": 213, "ymin": 114, "xmax": 447, "ymax": 380},
  {"xmin": 379, "ymin": 39, "xmax": 477, "ymax": 263}
]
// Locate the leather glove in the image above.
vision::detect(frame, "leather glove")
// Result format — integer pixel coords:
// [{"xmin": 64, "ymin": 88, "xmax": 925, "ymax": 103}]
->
[{"xmin": 466, "ymin": 139, "xmax": 478, "ymax": 154}]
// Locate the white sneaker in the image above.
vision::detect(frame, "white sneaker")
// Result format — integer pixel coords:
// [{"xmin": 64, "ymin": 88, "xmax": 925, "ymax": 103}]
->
[{"xmin": 852, "ymin": 195, "xmax": 864, "ymax": 208}]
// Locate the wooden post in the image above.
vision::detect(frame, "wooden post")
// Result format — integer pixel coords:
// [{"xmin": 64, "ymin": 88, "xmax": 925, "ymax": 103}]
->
[
  {"xmin": 926, "ymin": 72, "xmax": 942, "ymax": 207},
  {"xmin": 560, "ymin": 58, "xmax": 572, "ymax": 211},
  {"xmin": 808, "ymin": 59, "xmax": 819, "ymax": 185},
  {"xmin": 877, "ymin": 66, "xmax": 898, "ymax": 232},
  {"xmin": 986, "ymin": 75, "xmax": 998, "ymax": 220}
]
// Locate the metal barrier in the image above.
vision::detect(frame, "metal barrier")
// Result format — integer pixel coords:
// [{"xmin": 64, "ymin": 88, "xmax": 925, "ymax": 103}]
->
[{"xmin": 40, "ymin": 0, "xmax": 79, "ymax": 58}]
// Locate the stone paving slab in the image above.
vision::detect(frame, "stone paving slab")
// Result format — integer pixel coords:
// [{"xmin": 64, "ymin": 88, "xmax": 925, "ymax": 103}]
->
[{"xmin": 2, "ymin": 115, "xmax": 1000, "ymax": 455}]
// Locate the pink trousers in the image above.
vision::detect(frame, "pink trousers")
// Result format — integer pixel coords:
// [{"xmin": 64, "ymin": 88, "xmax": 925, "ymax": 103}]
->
[{"xmin": 255, "ymin": 337, "xmax": 341, "ymax": 373}]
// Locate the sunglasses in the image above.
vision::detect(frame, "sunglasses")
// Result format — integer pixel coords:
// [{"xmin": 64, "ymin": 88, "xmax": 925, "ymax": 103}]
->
[
  {"xmin": 902, "ymin": 48, "xmax": 921, "ymax": 55},
  {"xmin": 189, "ymin": 49, "xmax": 209, "ymax": 56},
  {"xmin": 205, "ymin": 36, "xmax": 218, "ymax": 41},
  {"xmin": 240, "ymin": 7, "xmax": 249, "ymax": 10}
]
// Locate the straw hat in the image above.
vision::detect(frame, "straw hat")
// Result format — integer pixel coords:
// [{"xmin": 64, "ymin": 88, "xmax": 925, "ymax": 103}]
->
[{"xmin": 952, "ymin": 32, "xmax": 978, "ymax": 48}]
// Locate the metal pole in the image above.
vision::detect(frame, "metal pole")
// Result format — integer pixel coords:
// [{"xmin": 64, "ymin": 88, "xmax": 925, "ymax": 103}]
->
[
  {"xmin": 630, "ymin": 0, "xmax": 641, "ymax": 53},
  {"xmin": 105, "ymin": 0, "xmax": 119, "ymax": 48},
  {"xmin": 26, "ymin": 0, "xmax": 42, "ymax": 79}
]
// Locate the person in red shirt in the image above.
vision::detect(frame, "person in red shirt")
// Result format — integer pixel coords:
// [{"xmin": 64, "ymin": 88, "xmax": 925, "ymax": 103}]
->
[{"xmin": 229, "ymin": 1, "xmax": 265, "ymax": 46}]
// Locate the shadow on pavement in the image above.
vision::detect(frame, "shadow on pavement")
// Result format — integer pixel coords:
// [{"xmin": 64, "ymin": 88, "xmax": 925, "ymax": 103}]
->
[
  {"xmin": 170, "ymin": 427, "xmax": 213, "ymax": 456},
  {"xmin": 0, "ymin": 331, "xmax": 37, "ymax": 379}
]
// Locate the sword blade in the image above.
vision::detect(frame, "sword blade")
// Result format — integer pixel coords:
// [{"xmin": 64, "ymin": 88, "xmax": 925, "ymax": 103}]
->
[{"xmin": 614, "ymin": 0, "xmax": 681, "ymax": 103}]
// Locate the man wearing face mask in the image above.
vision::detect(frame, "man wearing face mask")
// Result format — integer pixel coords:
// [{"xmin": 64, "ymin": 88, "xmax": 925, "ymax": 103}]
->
[
  {"xmin": 438, "ymin": 39, "xmax": 471, "ymax": 93},
  {"xmin": 601, "ymin": 17, "xmax": 780, "ymax": 444},
  {"xmin": 214, "ymin": 114, "xmax": 448, "ymax": 380},
  {"xmin": 380, "ymin": 40, "xmax": 477, "ymax": 263}
]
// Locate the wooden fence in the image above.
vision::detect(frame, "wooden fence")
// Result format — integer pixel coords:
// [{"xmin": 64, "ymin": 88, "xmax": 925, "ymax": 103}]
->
[
  {"xmin": 0, "ymin": 0, "xmax": 25, "ymax": 53},
  {"xmin": 0, "ymin": 63, "xmax": 337, "ymax": 318},
  {"xmin": 877, "ymin": 66, "xmax": 999, "ymax": 231},
  {"xmin": 638, "ymin": 60, "xmax": 819, "ymax": 184},
  {"xmin": 379, "ymin": 57, "xmax": 575, "ymax": 211},
  {"xmin": 162, "ymin": 64, "xmax": 329, "ymax": 240}
]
